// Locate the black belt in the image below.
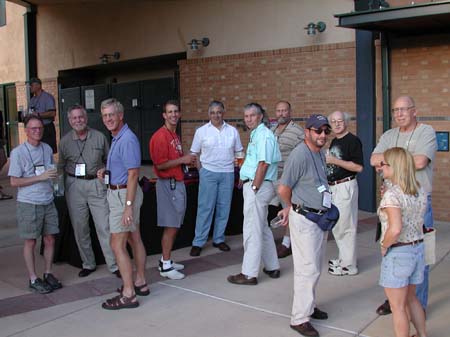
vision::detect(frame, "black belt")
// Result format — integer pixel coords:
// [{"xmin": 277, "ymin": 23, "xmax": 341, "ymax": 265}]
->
[
  {"xmin": 391, "ymin": 239, "xmax": 423, "ymax": 248},
  {"xmin": 109, "ymin": 184, "xmax": 127, "ymax": 190},
  {"xmin": 241, "ymin": 179, "xmax": 271, "ymax": 184},
  {"xmin": 328, "ymin": 175, "xmax": 356, "ymax": 186},
  {"xmin": 67, "ymin": 172, "xmax": 97, "ymax": 180},
  {"xmin": 292, "ymin": 203, "xmax": 325, "ymax": 216}
]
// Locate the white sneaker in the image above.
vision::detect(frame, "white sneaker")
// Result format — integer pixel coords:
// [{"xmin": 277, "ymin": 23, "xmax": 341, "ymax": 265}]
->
[
  {"xmin": 328, "ymin": 265, "xmax": 358, "ymax": 276},
  {"xmin": 328, "ymin": 259, "xmax": 341, "ymax": 268},
  {"xmin": 160, "ymin": 268, "xmax": 185, "ymax": 280},
  {"xmin": 158, "ymin": 261, "xmax": 184, "ymax": 272}
]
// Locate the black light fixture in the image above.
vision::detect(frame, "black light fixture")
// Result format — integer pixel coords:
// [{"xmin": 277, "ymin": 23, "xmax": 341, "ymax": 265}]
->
[
  {"xmin": 188, "ymin": 37, "xmax": 210, "ymax": 50},
  {"xmin": 305, "ymin": 22, "xmax": 326, "ymax": 35},
  {"xmin": 100, "ymin": 52, "xmax": 120, "ymax": 64}
]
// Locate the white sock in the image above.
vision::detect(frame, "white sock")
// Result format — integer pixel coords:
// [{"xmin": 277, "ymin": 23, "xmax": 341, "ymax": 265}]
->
[
  {"xmin": 282, "ymin": 236, "xmax": 291, "ymax": 248},
  {"xmin": 161, "ymin": 258, "xmax": 172, "ymax": 270}
]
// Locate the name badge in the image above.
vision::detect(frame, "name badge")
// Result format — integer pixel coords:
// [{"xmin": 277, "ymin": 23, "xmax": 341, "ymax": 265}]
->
[
  {"xmin": 317, "ymin": 184, "xmax": 327, "ymax": 193},
  {"xmin": 35, "ymin": 165, "xmax": 45, "ymax": 176},
  {"xmin": 104, "ymin": 170, "xmax": 110, "ymax": 185},
  {"xmin": 322, "ymin": 191, "xmax": 332, "ymax": 208},
  {"xmin": 75, "ymin": 163, "xmax": 86, "ymax": 176}
]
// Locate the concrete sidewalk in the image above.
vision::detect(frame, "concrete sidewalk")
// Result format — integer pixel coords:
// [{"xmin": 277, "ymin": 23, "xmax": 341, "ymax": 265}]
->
[{"xmin": 1, "ymin": 172, "xmax": 449, "ymax": 337}]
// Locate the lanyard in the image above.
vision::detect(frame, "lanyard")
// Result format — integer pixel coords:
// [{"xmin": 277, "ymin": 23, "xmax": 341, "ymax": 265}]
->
[
  {"xmin": 395, "ymin": 123, "xmax": 417, "ymax": 151},
  {"xmin": 75, "ymin": 136, "xmax": 88, "ymax": 164},
  {"xmin": 306, "ymin": 145, "xmax": 327, "ymax": 188},
  {"xmin": 24, "ymin": 142, "xmax": 45, "ymax": 167},
  {"xmin": 164, "ymin": 126, "xmax": 183, "ymax": 156}
]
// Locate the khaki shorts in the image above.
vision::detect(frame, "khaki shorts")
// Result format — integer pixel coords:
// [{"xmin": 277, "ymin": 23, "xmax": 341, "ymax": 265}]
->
[
  {"xmin": 17, "ymin": 201, "xmax": 59, "ymax": 239},
  {"xmin": 107, "ymin": 187, "xmax": 143, "ymax": 233}
]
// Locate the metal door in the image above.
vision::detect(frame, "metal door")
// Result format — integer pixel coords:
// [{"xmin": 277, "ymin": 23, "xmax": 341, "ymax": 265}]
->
[
  {"xmin": 111, "ymin": 82, "xmax": 141, "ymax": 141},
  {"xmin": 59, "ymin": 87, "xmax": 81, "ymax": 137},
  {"xmin": 81, "ymin": 84, "xmax": 109, "ymax": 138}
]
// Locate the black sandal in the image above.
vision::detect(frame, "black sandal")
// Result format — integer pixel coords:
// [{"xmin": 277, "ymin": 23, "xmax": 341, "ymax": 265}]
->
[
  {"xmin": 116, "ymin": 283, "xmax": 150, "ymax": 296},
  {"xmin": 102, "ymin": 294, "xmax": 139, "ymax": 310}
]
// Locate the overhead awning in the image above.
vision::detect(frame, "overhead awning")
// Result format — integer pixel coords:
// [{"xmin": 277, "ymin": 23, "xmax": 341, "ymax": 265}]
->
[{"xmin": 335, "ymin": 1, "xmax": 450, "ymax": 35}]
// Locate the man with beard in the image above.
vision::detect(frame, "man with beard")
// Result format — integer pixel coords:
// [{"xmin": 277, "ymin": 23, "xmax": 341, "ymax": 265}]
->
[{"xmin": 59, "ymin": 105, "xmax": 118, "ymax": 278}]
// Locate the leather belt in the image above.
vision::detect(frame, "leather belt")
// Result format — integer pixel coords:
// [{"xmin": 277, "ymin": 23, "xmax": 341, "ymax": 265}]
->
[
  {"xmin": 241, "ymin": 179, "xmax": 271, "ymax": 184},
  {"xmin": 67, "ymin": 172, "xmax": 97, "ymax": 180},
  {"xmin": 391, "ymin": 239, "xmax": 423, "ymax": 248},
  {"xmin": 328, "ymin": 175, "xmax": 356, "ymax": 186},
  {"xmin": 292, "ymin": 203, "xmax": 325, "ymax": 216},
  {"xmin": 109, "ymin": 184, "xmax": 127, "ymax": 190}
]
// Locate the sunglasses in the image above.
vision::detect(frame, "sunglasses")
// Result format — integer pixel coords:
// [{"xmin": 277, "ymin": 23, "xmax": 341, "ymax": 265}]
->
[
  {"xmin": 380, "ymin": 161, "xmax": 390, "ymax": 167},
  {"xmin": 309, "ymin": 128, "xmax": 331, "ymax": 135}
]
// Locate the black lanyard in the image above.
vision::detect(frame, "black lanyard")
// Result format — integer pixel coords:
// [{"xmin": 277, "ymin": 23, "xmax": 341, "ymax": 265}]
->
[
  {"xmin": 24, "ymin": 142, "xmax": 45, "ymax": 167},
  {"xmin": 75, "ymin": 136, "xmax": 88, "ymax": 164},
  {"xmin": 306, "ymin": 145, "xmax": 327, "ymax": 188}
]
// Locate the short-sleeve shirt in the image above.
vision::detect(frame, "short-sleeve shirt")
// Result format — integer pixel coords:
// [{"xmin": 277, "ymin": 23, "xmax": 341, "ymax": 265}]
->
[
  {"xmin": 281, "ymin": 142, "xmax": 329, "ymax": 210},
  {"xmin": 29, "ymin": 91, "xmax": 56, "ymax": 124},
  {"xmin": 372, "ymin": 124, "xmax": 436, "ymax": 193},
  {"xmin": 190, "ymin": 121, "xmax": 243, "ymax": 173},
  {"xmin": 272, "ymin": 121, "xmax": 304, "ymax": 179},
  {"xmin": 327, "ymin": 132, "xmax": 363, "ymax": 182},
  {"xmin": 378, "ymin": 184, "xmax": 427, "ymax": 244},
  {"xmin": 8, "ymin": 141, "xmax": 54, "ymax": 204},
  {"xmin": 106, "ymin": 124, "xmax": 141, "ymax": 185},
  {"xmin": 59, "ymin": 128, "xmax": 109, "ymax": 176},
  {"xmin": 239, "ymin": 123, "xmax": 281, "ymax": 181},
  {"xmin": 150, "ymin": 126, "xmax": 184, "ymax": 181}
]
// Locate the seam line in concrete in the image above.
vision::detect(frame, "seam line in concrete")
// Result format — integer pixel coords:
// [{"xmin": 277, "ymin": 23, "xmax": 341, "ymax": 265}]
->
[{"xmin": 158, "ymin": 282, "xmax": 359, "ymax": 336}]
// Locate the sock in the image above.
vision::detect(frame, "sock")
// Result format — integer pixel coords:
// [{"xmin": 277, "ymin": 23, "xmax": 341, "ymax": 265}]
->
[
  {"xmin": 30, "ymin": 277, "xmax": 37, "ymax": 283},
  {"xmin": 282, "ymin": 236, "xmax": 291, "ymax": 248},
  {"xmin": 161, "ymin": 258, "xmax": 173, "ymax": 270}
]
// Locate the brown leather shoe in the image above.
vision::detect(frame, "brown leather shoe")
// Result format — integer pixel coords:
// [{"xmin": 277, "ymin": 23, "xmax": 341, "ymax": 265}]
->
[
  {"xmin": 227, "ymin": 273, "xmax": 257, "ymax": 285},
  {"xmin": 190, "ymin": 246, "xmax": 202, "ymax": 257},
  {"xmin": 213, "ymin": 242, "xmax": 230, "ymax": 251},
  {"xmin": 290, "ymin": 322, "xmax": 319, "ymax": 337},
  {"xmin": 277, "ymin": 243, "xmax": 292, "ymax": 258},
  {"xmin": 376, "ymin": 299, "xmax": 392, "ymax": 315}
]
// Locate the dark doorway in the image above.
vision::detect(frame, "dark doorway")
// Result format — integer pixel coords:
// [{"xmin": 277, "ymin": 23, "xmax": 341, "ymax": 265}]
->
[{"xmin": 0, "ymin": 83, "xmax": 18, "ymax": 155}]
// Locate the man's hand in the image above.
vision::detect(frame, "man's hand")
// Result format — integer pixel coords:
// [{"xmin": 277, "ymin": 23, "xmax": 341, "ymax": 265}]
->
[
  {"xmin": 121, "ymin": 205, "xmax": 134, "ymax": 227},
  {"xmin": 277, "ymin": 207, "xmax": 290, "ymax": 227},
  {"xmin": 97, "ymin": 168, "xmax": 105, "ymax": 182},
  {"xmin": 40, "ymin": 168, "xmax": 57, "ymax": 181},
  {"xmin": 180, "ymin": 154, "xmax": 197, "ymax": 166},
  {"xmin": 325, "ymin": 153, "xmax": 336, "ymax": 165}
]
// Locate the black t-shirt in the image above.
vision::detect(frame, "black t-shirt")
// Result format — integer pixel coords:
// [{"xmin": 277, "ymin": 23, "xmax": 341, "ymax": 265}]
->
[{"xmin": 326, "ymin": 132, "xmax": 363, "ymax": 182}]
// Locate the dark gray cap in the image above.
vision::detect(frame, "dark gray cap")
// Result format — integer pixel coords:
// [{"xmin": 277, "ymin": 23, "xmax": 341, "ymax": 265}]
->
[{"xmin": 28, "ymin": 77, "xmax": 42, "ymax": 85}]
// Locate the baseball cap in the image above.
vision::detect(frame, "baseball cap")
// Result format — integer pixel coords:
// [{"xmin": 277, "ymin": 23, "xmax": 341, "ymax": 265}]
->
[
  {"xmin": 305, "ymin": 114, "xmax": 330, "ymax": 129},
  {"xmin": 28, "ymin": 78, "xmax": 42, "ymax": 85}
]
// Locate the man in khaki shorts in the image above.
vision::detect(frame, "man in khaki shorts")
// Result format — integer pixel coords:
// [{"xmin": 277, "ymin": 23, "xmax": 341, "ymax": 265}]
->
[
  {"xmin": 98, "ymin": 98, "xmax": 148, "ymax": 310},
  {"xmin": 8, "ymin": 115, "xmax": 62, "ymax": 294}
]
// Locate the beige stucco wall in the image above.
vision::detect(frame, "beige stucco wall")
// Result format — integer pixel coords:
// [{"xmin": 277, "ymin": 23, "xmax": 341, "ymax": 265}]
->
[
  {"xmin": 35, "ymin": 0, "xmax": 355, "ymax": 78},
  {"xmin": 0, "ymin": 2, "xmax": 26, "ymax": 83}
]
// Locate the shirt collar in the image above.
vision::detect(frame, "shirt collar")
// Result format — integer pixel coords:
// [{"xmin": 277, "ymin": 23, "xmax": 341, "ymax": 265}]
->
[
  {"xmin": 112, "ymin": 123, "xmax": 129, "ymax": 141},
  {"xmin": 71, "ymin": 127, "xmax": 90, "ymax": 141},
  {"xmin": 207, "ymin": 121, "xmax": 227, "ymax": 129}
]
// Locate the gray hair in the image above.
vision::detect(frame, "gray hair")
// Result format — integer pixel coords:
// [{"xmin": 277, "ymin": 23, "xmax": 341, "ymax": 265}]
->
[
  {"xmin": 100, "ymin": 98, "xmax": 124, "ymax": 114},
  {"xmin": 208, "ymin": 100, "xmax": 225, "ymax": 114},
  {"xmin": 67, "ymin": 104, "xmax": 87, "ymax": 118},
  {"xmin": 244, "ymin": 102, "xmax": 269, "ymax": 126},
  {"xmin": 328, "ymin": 111, "xmax": 351, "ymax": 125}
]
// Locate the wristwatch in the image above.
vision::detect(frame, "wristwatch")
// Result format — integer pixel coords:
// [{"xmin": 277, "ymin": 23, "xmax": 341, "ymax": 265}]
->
[
  {"xmin": 126, "ymin": 200, "xmax": 133, "ymax": 206},
  {"xmin": 251, "ymin": 184, "xmax": 259, "ymax": 192}
]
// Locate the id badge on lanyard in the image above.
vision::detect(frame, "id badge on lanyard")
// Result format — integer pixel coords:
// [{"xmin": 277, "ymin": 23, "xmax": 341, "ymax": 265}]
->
[
  {"xmin": 75, "ymin": 163, "xmax": 86, "ymax": 176},
  {"xmin": 322, "ymin": 190, "xmax": 332, "ymax": 208},
  {"xmin": 35, "ymin": 165, "xmax": 45, "ymax": 176}
]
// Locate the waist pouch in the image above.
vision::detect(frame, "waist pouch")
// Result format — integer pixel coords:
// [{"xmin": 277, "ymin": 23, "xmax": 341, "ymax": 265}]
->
[{"xmin": 305, "ymin": 204, "xmax": 340, "ymax": 231}]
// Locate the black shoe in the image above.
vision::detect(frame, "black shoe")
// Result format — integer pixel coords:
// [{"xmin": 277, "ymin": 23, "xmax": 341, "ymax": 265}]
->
[
  {"xmin": 263, "ymin": 268, "xmax": 281, "ymax": 279},
  {"xmin": 43, "ymin": 273, "xmax": 62, "ymax": 290},
  {"xmin": 311, "ymin": 307, "xmax": 328, "ymax": 320},
  {"xmin": 213, "ymin": 242, "xmax": 230, "ymax": 252},
  {"xmin": 78, "ymin": 268, "xmax": 96, "ymax": 278},
  {"xmin": 376, "ymin": 300, "xmax": 392, "ymax": 315},
  {"xmin": 190, "ymin": 246, "xmax": 202, "ymax": 257},
  {"xmin": 29, "ymin": 278, "xmax": 52, "ymax": 294},
  {"xmin": 112, "ymin": 269, "xmax": 121, "ymax": 278},
  {"xmin": 290, "ymin": 322, "xmax": 319, "ymax": 337}
]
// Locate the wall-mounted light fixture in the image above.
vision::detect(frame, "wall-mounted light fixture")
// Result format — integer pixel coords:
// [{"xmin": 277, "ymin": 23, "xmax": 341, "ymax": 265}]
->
[
  {"xmin": 188, "ymin": 37, "xmax": 210, "ymax": 50},
  {"xmin": 305, "ymin": 22, "xmax": 326, "ymax": 35},
  {"xmin": 100, "ymin": 52, "xmax": 120, "ymax": 64}
]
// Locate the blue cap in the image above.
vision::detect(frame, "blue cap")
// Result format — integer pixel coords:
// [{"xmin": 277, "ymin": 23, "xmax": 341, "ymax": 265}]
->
[{"xmin": 305, "ymin": 114, "xmax": 330, "ymax": 129}]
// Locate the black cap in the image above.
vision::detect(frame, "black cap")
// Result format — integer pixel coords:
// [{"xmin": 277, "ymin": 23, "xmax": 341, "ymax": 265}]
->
[{"xmin": 28, "ymin": 78, "xmax": 42, "ymax": 85}]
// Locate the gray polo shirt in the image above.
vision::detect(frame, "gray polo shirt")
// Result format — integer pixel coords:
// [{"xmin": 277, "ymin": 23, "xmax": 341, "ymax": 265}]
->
[
  {"xmin": 8, "ymin": 141, "xmax": 54, "ymax": 204},
  {"xmin": 272, "ymin": 120, "xmax": 304, "ymax": 178},
  {"xmin": 59, "ymin": 128, "xmax": 109, "ymax": 176},
  {"xmin": 280, "ymin": 142, "xmax": 329, "ymax": 210},
  {"xmin": 29, "ymin": 91, "xmax": 56, "ymax": 125}
]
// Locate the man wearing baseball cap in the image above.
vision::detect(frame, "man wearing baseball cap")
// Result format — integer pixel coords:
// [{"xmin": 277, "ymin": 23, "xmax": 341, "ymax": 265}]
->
[
  {"xmin": 278, "ymin": 114, "xmax": 331, "ymax": 337},
  {"xmin": 28, "ymin": 78, "xmax": 57, "ymax": 153}
]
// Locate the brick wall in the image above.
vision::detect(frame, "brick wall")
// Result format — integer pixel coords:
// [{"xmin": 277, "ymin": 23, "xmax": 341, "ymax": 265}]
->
[{"xmin": 178, "ymin": 42, "xmax": 357, "ymax": 150}]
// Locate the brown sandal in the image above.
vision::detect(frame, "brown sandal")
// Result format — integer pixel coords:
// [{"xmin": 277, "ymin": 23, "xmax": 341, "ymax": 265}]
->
[
  {"xmin": 102, "ymin": 294, "xmax": 139, "ymax": 310},
  {"xmin": 116, "ymin": 283, "xmax": 150, "ymax": 296}
]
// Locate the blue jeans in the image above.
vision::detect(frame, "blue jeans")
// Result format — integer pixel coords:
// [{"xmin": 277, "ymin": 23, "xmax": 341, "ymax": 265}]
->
[
  {"xmin": 192, "ymin": 168, "xmax": 234, "ymax": 247},
  {"xmin": 416, "ymin": 193, "xmax": 433, "ymax": 309}
]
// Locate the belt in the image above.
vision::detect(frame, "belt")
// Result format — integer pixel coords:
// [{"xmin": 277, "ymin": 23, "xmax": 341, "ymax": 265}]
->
[
  {"xmin": 328, "ymin": 175, "xmax": 356, "ymax": 186},
  {"xmin": 67, "ymin": 172, "xmax": 97, "ymax": 180},
  {"xmin": 292, "ymin": 203, "xmax": 325, "ymax": 216},
  {"xmin": 109, "ymin": 184, "xmax": 127, "ymax": 190},
  {"xmin": 241, "ymin": 179, "xmax": 271, "ymax": 184},
  {"xmin": 391, "ymin": 239, "xmax": 423, "ymax": 248}
]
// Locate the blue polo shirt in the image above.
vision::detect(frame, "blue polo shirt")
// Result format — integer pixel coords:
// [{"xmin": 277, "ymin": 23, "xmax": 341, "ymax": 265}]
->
[
  {"xmin": 107, "ymin": 124, "xmax": 141, "ymax": 185},
  {"xmin": 240, "ymin": 123, "xmax": 281, "ymax": 181}
]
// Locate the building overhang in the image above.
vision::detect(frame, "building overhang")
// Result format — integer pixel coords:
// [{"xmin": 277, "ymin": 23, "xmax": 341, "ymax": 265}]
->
[{"xmin": 335, "ymin": 1, "xmax": 450, "ymax": 36}]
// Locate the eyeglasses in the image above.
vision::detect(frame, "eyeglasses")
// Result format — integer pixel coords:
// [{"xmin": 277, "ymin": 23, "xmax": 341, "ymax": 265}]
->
[
  {"xmin": 27, "ymin": 127, "xmax": 44, "ymax": 132},
  {"xmin": 330, "ymin": 119, "xmax": 344, "ymax": 125},
  {"xmin": 380, "ymin": 161, "xmax": 390, "ymax": 167},
  {"xmin": 309, "ymin": 128, "xmax": 331, "ymax": 135},
  {"xmin": 391, "ymin": 106, "xmax": 414, "ymax": 114}
]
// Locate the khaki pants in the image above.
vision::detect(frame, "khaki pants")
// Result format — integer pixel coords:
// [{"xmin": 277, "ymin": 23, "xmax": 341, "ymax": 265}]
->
[{"xmin": 290, "ymin": 208, "xmax": 327, "ymax": 325}]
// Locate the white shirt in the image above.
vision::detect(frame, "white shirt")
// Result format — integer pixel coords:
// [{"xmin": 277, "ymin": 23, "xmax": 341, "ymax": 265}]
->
[{"xmin": 190, "ymin": 121, "xmax": 243, "ymax": 173}]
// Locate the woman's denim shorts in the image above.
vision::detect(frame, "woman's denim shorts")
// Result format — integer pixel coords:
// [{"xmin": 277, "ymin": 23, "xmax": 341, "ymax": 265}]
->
[{"xmin": 379, "ymin": 242, "xmax": 425, "ymax": 288}]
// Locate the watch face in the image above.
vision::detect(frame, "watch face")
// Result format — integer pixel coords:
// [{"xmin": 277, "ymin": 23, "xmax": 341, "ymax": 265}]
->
[{"xmin": 126, "ymin": 200, "xmax": 132, "ymax": 206}]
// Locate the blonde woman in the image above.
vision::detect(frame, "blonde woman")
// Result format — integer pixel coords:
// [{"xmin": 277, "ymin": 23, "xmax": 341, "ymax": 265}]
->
[{"xmin": 378, "ymin": 147, "xmax": 428, "ymax": 337}]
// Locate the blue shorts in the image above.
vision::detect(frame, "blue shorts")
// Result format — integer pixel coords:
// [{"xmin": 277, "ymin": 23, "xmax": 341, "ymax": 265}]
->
[{"xmin": 379, "ymin": 243, "xmax": 425, "ymax": 288}]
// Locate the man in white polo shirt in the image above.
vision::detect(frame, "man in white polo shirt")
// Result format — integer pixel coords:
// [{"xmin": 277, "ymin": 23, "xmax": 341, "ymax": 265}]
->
[{"xmin": 190, "ymin": 101, "xmax": 243, "ymax": 256}]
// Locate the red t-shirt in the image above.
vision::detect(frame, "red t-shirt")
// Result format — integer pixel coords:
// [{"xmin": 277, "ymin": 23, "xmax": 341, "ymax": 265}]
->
[{"xmin": 149, "ymin": 126, "xmax": 184, "ymax": 181}]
